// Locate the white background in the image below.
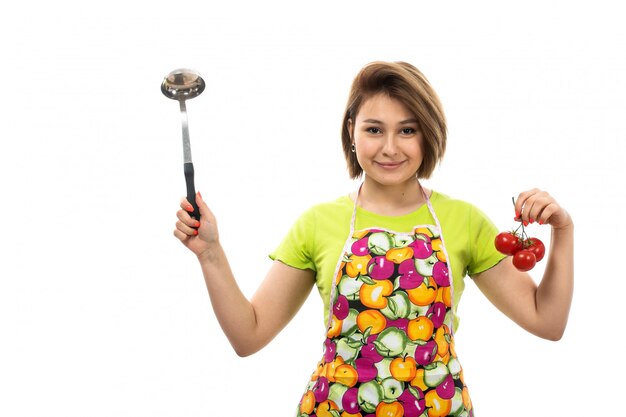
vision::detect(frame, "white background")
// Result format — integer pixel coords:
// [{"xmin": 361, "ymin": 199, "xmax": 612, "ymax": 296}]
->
[{"xmin": 1, "ymin": 1, "xmax": 624, "ymax": 416}]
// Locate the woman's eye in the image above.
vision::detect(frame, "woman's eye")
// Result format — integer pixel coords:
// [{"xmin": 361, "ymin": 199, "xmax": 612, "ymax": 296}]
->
[
  {"xmin": 401, "ymin": 128, "xmax": 416, "ymax": 134},
  {"xmin": 367, "ymin": 127, "xmax": 382, "ymax": 134}
]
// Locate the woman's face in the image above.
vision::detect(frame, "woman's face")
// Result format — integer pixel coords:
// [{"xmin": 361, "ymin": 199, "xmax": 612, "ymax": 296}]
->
[{"xmin": 350, "ymin": 93, "xmax": 423, "ymax": 187}]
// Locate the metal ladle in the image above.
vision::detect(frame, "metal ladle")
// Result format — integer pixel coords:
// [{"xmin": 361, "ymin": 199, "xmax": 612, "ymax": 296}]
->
[{"xmin": 161, "ymin": 68, "xmax": 205, "ymax": 220}]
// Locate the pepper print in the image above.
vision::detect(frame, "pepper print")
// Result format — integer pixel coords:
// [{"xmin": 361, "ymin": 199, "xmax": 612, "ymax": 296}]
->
[{"xmin": 297, "ymin": 225, "xmax": 474, "ymax": 417}]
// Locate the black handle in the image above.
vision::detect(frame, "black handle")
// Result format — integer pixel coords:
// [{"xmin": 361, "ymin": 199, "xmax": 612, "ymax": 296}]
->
[{"xmin": 184, "ymin": 162, "xmax": 200, "ymax": 221}]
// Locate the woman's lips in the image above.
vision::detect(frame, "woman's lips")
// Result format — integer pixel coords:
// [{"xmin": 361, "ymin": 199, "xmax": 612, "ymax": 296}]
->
[{"xmin": 375, "ymin": 161, "xmax": 406, "ymax": 169}]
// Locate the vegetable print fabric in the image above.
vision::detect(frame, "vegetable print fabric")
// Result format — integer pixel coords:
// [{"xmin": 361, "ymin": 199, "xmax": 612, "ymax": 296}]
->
[{"xmin": 297, "ymin": 224, "xmax": 474, "ymax": 417}]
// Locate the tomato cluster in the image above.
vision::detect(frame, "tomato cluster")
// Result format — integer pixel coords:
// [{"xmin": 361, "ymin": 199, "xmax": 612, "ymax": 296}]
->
[{"xmin": 494, "ymin": 201, "xmax": 546, "ymax": 271}]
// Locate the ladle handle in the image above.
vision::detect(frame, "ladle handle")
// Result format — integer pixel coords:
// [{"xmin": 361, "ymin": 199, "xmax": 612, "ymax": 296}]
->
[{"xmin": 184, "ymin": 162, "xmax": 200, "ymax": 221}]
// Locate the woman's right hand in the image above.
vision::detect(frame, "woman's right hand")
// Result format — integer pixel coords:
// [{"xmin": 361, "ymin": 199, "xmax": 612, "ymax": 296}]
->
[
  {"xmin": 174, "ymin": 192, "xmax": 220, "ymax": 261},
  {"xmin": 173, "ymin": 191, "xmax": 317, "ymax": 357}
]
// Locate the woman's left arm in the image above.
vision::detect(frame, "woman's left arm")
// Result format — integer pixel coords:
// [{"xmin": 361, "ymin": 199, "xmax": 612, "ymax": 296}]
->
[{"xmin": 472, "ymin": 189, "xmax": 574, "ymax": 341}]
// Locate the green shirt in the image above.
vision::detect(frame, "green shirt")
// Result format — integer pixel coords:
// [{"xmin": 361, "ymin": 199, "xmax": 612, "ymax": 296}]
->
[{"xmin": 270, "ymin": 191, "xmax": 505, "ymax": 332}]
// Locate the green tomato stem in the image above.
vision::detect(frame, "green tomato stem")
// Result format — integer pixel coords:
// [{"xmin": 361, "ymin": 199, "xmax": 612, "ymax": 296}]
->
[{"xmin": 512, "ymin": 196, "xmax": 529, "ymax": 244}]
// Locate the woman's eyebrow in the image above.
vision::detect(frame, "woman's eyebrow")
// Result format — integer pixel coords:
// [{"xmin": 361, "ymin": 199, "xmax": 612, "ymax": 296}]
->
[
  {"xmin": 362, "ymin": 118, "xmax": 383, "ymax": 124},
  {"xmin": 361, "ymin": 118, "xmax": 418, "ymax": 124}
]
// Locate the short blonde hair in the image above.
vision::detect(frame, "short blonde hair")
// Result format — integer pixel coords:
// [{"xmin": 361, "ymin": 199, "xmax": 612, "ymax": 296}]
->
[{"xmin": 341, "ymin": 61, "xmax": 447, "ymax": 179}]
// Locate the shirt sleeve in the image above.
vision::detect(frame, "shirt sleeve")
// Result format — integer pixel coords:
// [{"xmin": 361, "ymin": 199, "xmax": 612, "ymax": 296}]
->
[
  {"xmin": 467, "ymin": 204, "xmax": 506, "ymax": 276},
  {"xmin": 269, "ymin": 207, "xmax": 317, "ymax": 272}
]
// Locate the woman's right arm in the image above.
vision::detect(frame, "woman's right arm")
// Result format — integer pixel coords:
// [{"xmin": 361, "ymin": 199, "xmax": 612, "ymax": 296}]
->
[{"xmin": 174, "ymin": 192, "xmax": 316, "ymax": 357}]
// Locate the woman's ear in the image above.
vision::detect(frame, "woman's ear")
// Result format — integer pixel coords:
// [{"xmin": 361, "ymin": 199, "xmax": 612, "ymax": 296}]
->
[{"xmin": 347, "ymin": 118, "xmax": 354, "ymax": 141}]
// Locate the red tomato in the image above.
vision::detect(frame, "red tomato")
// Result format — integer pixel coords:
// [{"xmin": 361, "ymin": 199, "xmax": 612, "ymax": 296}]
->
[
  {"xmin": 526, "ymin": 237, "xmax": 545, "ymax": 262},
  {"xmin": 513, "ymin": 250, "xmax": 537, "ymax": 271},
  {"xmin": 494, "ymin": 232, "xmax": 523, "ymax": 256}
]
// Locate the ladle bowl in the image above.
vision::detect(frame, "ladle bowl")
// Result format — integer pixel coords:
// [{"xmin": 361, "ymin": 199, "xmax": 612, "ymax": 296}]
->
[{"xmin": 161, "ymin": 68, "xmax": 205, "ymax": 101}]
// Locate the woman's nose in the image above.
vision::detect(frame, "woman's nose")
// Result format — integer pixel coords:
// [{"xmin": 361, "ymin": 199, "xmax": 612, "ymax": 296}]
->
[{"xmin": 381, "ymin": 134, "xmax": 399, "ymax": 156}]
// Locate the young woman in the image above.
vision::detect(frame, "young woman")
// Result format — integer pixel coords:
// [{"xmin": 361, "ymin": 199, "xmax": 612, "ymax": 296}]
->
[{"xmin": 174, "ymin": 61, "xmax": 574, "ymax": 417}]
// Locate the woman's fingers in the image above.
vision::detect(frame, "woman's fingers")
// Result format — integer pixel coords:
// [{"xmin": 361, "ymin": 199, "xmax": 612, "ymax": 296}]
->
[
  {"xmin": 515, "ymin": 188, "xmax": 539, "ymax": 224},
  {"xmin": 180, "ymin": 198, "xmax": 196, "ymax": 213},
  {"xmin": 173, "ymin": 227, "xmax": 193, "ymax": 241},
  {"xmin": 195, "ymin": 191, "xmax": 214, "ymax": 220},
  {"xmin": 176, "ymin": 206, "xmax": 201, "ymax": 241},
  {"xmin": 175, "ymin": 217, "xmax": 198, "ymax": 237},
  {"xmin": 174, "ymin": 192, "xmax": 220, "ymax": 254},
  {"xmin": 523, "ymin": 192, "xmax": 550, "ymax": 223},
  {"xmin": 177, "ymin": 208, "xmax": 201, "ymax": 228},
  {"xmin": 514, "ymin": 189, "xmax": 570, "ymax": 229},
  {"xmin": 534, "ymin": 202, "xmax": 558, "ymax": 225}
]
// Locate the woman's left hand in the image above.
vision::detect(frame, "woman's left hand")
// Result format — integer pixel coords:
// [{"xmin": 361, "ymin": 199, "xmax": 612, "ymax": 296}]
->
[
  {"xmin": 475, "ymin": 187, "xmax": 574, "ymax": 341},
  {"xmin": 514, "ymin": 188, "xmax": 573, "ymax": 230}
]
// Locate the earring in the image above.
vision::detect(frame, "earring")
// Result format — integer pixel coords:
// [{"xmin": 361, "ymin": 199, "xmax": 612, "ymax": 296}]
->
[{"xmin": 351, "ymin": 144, "xmax": 356, "ymax": 153}]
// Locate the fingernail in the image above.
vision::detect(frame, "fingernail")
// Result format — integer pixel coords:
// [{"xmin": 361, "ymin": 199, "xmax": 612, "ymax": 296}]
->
[
  {"xmin": 195, "ymin": 221, "xmax": 201, "ymax": 228},
  {"xmin": 515, "ymin": 211, "xmax": 520, "ymax": 219},
  {"xmin": 538, "ymin": 220, "xmax": 544, "ymax": 225},
  {"xmin": 523, "ymin": 221, "xmax": 529, "ymax": 226},
  {"xmin": 530, "ymin": 219, "xmax": 535, "ymax": 224},
  {"xmin": 186, "ymin": 205, "xmax": 194, "ymax": 212},
  {"xmin": 197, "ymin": 191, "xmax": 203, "ymax": 199},
  {"xmin": 193, "ymin": 229, "xmax": 199, "ymax": 235}
]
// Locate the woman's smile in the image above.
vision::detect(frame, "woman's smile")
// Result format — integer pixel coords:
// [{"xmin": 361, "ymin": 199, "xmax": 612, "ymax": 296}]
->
[{"xmin": 375, "ymin": 160, "xmax": 407, "ymax": 169}]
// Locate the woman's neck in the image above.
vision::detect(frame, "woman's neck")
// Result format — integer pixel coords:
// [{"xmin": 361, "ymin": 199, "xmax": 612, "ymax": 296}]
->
[{"xmin": 354, "ymin": 177, "xmax": 428, "ymax": 216}]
